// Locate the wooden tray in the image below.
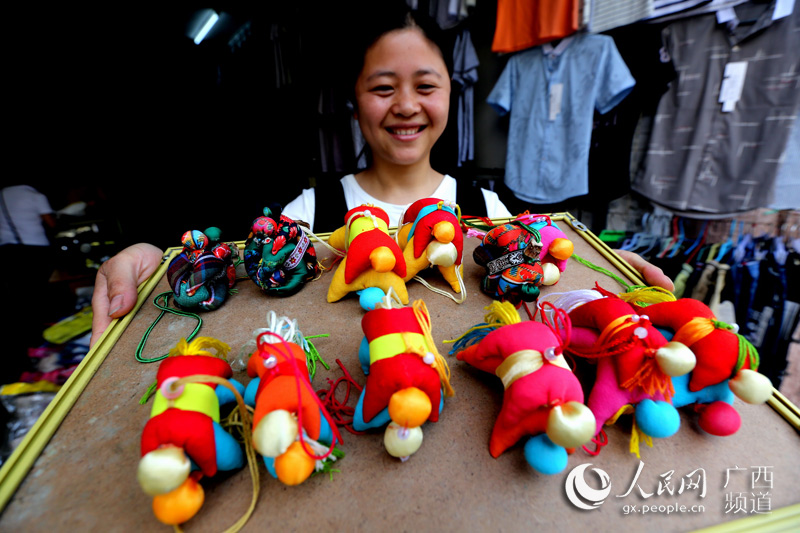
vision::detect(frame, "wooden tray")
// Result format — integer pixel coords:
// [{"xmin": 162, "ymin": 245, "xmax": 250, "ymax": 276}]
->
[{"xmin": 1, "ymin": 213, "xmax": 797, "ymax": 532}]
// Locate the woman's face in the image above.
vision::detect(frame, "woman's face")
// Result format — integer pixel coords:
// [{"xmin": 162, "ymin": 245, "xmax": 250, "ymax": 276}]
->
[{"xmin": 354, "ymin": 28, "xmax": 450, "ymax": 169}]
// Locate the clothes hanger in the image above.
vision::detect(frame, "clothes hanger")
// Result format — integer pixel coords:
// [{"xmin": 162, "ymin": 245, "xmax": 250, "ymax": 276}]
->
[
  {"xmin": 714, "ymin": 219, "xmax": 738, "ymax": 262},
  {"xmin": 683, "ymin": 220, "xmax": 708, "ymax": 258},
  {"xmin": 619, "ymin": 213, "xmax": 650, "ymax": 251},
  {"xmin": 667, "ymin": 217, "xmax": 687, "ymax": 258},
  {"xmin": 657, "ymin": 216, "xmax": 680, "ymax": 258}
]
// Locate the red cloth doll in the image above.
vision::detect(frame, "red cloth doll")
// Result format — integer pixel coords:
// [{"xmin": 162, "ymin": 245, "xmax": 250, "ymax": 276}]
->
[
  {"xmin": 396, "ymin": 198, "xmax": 465, "ymax": 299},
  {"xmin": 550, "ymin": 289, "xmax": 696, "ymax": 457},
  {"xmin": 449, "ymin": 301, "xmax": 595, "ymax": 474},
  {"xmin": 637, "ymin": 298, "xmax": 773, "ymax": 436},
  {"xmin": 326, "ymin": 205, "xmax": 408, "ymax": 303}
]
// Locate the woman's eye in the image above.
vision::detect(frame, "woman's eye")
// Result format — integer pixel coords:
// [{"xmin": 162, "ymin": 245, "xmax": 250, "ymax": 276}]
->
[
  {"xmin": 418, "ymin": 84, "xmax": 436, "ymax": 92},
  {"xmin": 370, "ymin": 85, "xmax": 394, "ymax": 94}
]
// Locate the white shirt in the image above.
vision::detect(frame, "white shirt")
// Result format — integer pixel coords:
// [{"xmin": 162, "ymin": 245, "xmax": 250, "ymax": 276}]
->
[
  {"xmin": 0, "ymin": 185, "xmax": 53, "ymax": 246},
  {"xmin": 282, "ymin": 174, "xmax": 512, "ymax": 232}
]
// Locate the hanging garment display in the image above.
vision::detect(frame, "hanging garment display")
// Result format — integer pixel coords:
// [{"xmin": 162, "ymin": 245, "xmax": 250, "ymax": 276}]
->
[
  {"xmin": 488, "ymin": 33, "xmax": 635, "ymax": 204},
  {"xmin": 491, "ymin": 0, "xmax": 580, "ymax": 53},
  {"xmin": 632, "ymin": 3, "xmax": 800, "ymax": 214}
]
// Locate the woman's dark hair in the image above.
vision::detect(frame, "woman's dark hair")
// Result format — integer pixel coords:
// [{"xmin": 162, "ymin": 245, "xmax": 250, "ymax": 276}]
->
[{"xmin": 341, "ymin": 1, "xmax": 453, "ymax": 105}]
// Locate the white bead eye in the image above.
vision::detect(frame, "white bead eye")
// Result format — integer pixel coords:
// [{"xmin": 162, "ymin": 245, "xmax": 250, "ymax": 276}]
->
[
  {"xmin": 423, "ymin": 352, "xmax": 435, "ymax": 365},
  {"xmin": 544, "ymin": 347, "xmax": 557, "ymax": 361},
  {"xmin": 634, "ymin": 327, "xmax": 648, "ymax": 339},
  {"xmin": 263, "ymin": 355, "xmax": 278, "ymax": 369}
]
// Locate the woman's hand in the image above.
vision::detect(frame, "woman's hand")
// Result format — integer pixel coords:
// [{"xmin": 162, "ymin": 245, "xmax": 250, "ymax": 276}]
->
[
  {"xmin": 90, "ymin": 243, "xmax": 163, "ymax": 347},
  {"xmin": 615, "ymin": 249, "xmax": 675, "ymax": 292}
]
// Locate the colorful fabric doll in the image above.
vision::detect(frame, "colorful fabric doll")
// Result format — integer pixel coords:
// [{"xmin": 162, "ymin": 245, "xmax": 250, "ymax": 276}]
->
[
  {"xmin": 448, "ymin": 301, "xmax": 595, "ymax": 475},
  {"xmin": 326, "ymin": 205, "xmax": 408, "ymax": 304},
  {"xmin": 636, "ymin": 298, "xmax": 773, "ymax": 436},
  {"xmin": 544, "ymin": 289, "xmax": 697, "ymax": 457},
  {"xmin": 244, "ymin": 206, "xmax": 320, "ymax": 296},
  {"xmin": 514, "ymin": 214, "xmax": 574, "ymax": 274},
  {"xmin": 395, "ymin": 198, "xmax": 465, "ymax": 300},
  {"xmin": 167, "ymin": 228, "xmax": 239, "ymax": 311},
  {"xmin": 243, "ymin": 312, "xmax": 343, "ymax": 486},
  {"xmin": 138, "ymin": 337, "xmax": 246, "ymax": 526},
  {"xmin": 352, "ymin": 294, "xmax": 454, "ymax": 460},
  {"xmin": 472, "ymin": 220, "xmax": 567, "ymax": 307}
]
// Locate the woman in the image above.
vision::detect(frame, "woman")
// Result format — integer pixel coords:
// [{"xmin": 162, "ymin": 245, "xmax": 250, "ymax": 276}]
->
[{"xmin": 282, "ymin": 5, "xmax": 510, "ymax": 232}]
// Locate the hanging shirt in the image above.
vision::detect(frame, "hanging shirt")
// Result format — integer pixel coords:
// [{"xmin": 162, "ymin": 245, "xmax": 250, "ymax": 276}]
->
[
  {"xmin": 492, "ymin": 0, "xmax": 580, "ymax": 54},
  {"xmin": 632, "ymin": 3, "xmax": 800, "ymax": 215},
  {"xmin": 588, "ymin": 0, "xmax": 655, "ymax": 33},
  {"xmin": 452, "ymin": 29, "xmax": 480, "ymax": 167},
  {"xmin": 487, "ymin": 34, "xmax": 635, "ymax": 204},
  {"xmin": 770, "ymin": 112, "xmax": 800, "ymax": 210},
  {"xmin": 0, "ymin": 185, "xmax": 53, "ymax": 246}
]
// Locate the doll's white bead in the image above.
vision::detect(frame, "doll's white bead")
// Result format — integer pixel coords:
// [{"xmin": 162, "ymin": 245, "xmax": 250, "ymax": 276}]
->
[
  {"xmin": 263, "ymin": 355, "xmax": 278, "ymax": 369},
  {"xmin": 634, "ymin": 327, "xmax": 648, "ymax": 339},
  {"xmin": 544, "ymin": 347, "xmax": 557, "ymax": 361},
  {"xmin": 384, "ymin": 423, "xmax": 423, "ymax": 458},
  {"xmin": 423, "ymin": 352, "xmax": 435, "ymax": 365},
  {"xmin": 160, "ymin": 377, "xmax": 184, "ymax": 400}
]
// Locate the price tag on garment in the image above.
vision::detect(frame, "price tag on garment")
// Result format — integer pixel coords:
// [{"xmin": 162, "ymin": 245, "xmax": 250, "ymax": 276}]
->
[
  {"xmin": 719, "ymin": 62, "xmax": 748, "ymax": 113},
  {"xmin": 773, "ymin": 0, "xmax": 795, "ymax": 20},
  {"xmin": 549, "ymin": 83, "xmax": 563, "ymax": 121},
  {"xmin": 716, "ymin": 7, "xmax": 737, "ymax": 24}
]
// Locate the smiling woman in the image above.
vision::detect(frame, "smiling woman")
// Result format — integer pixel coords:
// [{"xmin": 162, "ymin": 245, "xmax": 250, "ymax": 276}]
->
[
  {"xmin": 281, "ymin": 2, "xmax": 512, "ymax": 232},
  {"xmin": 352, "ymin": 26, "xmax": 452, "ymax": 202}
]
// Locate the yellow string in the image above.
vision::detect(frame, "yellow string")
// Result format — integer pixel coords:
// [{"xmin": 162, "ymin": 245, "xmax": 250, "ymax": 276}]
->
[
  {"xmin": 412, "ymin": 300, "xmax": 455, "ymax": 397},
  {"xmin": 617, "ymin": 286, "xmax": 676, "ymax": 307},
  {"xmin": 671, "ymin": 317, "xmax": 716, "ymax": 348},
  {"xmin": 168, "ymin": 374, "xmax": 259, "ymax": 533},
  {"xmin": 483, "ymin": 300, "xmax": 522, "ymax": 326},
  {"xmin": 606, "ymin": 404, "xmax": 634, "ymax": 425},
  {"xmin": 629, "ymin": 419, "xmax": 653, "ymax": 458},
  {"xmin": 596, "ymin": 314, "xmax": 635, "ymax": 346},
  {"xmin": 442, "ymin": 300, "xmax": 520, "ymax": 347},
  {"xmin": 604, "ymin": 405, "xmax": 654, "ymax": 458},
  {"xmin": 168, "ymin": 337, "xmax": 231, "ymax": 359}
]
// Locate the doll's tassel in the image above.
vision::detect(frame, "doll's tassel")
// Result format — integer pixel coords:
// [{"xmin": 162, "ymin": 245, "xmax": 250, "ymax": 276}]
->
[{"xmin": 412, "ymin": 300, "xmax": 454, "ymax": 397}]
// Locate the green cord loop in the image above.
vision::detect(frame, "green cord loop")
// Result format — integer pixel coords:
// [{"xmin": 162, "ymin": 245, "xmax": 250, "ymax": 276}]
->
[
  {"xmin": 304, "ymin": 334, "xmax": 330, "ymax": 381},
  {"xmin": 135, "ymin": 291, "xmax": 203, "ymax": 364},
  {"xmin": 571, "ymin": 253, "xmax": 633, "ymax": 291}
]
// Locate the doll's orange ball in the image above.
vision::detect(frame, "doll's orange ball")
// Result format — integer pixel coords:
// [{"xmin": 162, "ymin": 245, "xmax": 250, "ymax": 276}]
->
[
  {"xmin": 432, "ymin": 221, "xmax": 455, "ymax": 243},
  {"xmin": 152, "ymin": 477, "xmax": 204, "ymax": 525},
  {"xmin": 548, "ymin": 238, "xmax": 574, "ymax": 260},
  {"xmin": 388, "ymin": 387, "xmax": 432, "ymax": 428},
  {"xmin": 369, "ymin": 246, "xmax": 396, "ymax": 272},
  {"xmin": 274, "ymin": 441, "xmax": 316, "ymax": 486}
]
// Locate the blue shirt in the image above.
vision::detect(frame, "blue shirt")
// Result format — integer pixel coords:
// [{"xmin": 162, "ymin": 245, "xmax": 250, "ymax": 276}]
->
[{"xmin": 487, "ymin": 33, "xmax": 635, "ymax": 204}]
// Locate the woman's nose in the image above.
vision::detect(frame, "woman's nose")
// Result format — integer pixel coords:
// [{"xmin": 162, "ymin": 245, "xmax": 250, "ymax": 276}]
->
[{"xmin": 392, "ymin": 90, "xmax": 420, "ymax": 116}]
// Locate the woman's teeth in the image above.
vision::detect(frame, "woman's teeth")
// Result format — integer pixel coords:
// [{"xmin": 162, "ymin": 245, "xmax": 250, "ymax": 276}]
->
[{"xmin": 390, "ymin": 126, "xmax": 423, "ymax": 135}]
